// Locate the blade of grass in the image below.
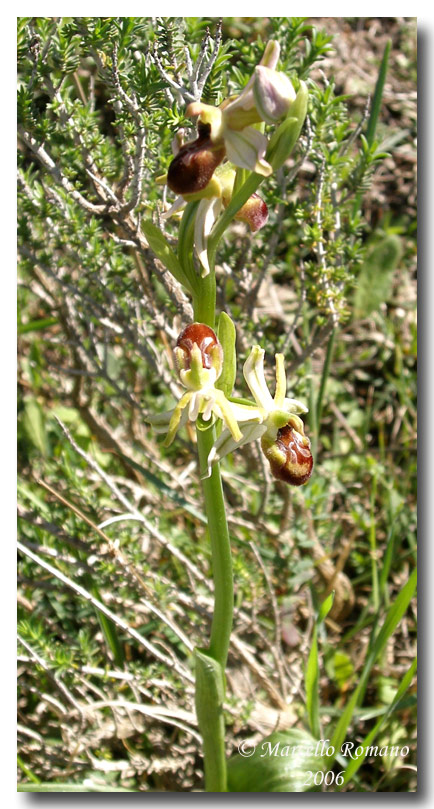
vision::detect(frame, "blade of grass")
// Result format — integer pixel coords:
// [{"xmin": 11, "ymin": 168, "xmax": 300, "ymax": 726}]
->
[
  {"xmin": 305, "ymin": 591, "xmax": 334, "ymax": 738},
  {"xmin": 366, "ymin": 40, "xmax": 392, "ymax": 148},
  {"xmin": 327, "ymin": 567, "xmax": 416, "ymax": 762},
  {"xmin": 379, "ymin": 523, "xmax": 397, "ymax": 607},
  {"xmin": 338, "ymin": 658, "xmax": 417, "ymax": 788},
  {"xmin": 316, "ymin": 327, "xmax": 336, "ymax": 428},
  {"xmin": 17, "ymin": 756, "xmax": 41, "ymax": 784},
  {"xmin": 18, "ymin": 316, "xmax": 58, "ymax": 334},
  {"xmin": 369, "ymin": 473, "xmax": 380, "ymax": 612}
]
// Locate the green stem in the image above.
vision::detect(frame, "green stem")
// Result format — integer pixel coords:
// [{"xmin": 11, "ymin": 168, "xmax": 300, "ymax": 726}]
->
[
  {"xmin": 193, "ymin": 272, "xmax": 216, "ymax": 327},
  {"xmin": 196, "ymin": 424, "xmax": 234, "ymax": 669},
  {"xmin": 316, "ymin": 326, "xmax": 336, "ymax": 429},
  {"xmin": 191, "ymin": 279, "xmax": 233, "ymax": 791}
]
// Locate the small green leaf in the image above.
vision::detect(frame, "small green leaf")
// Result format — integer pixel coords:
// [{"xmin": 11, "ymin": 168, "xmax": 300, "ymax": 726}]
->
[
  {"xmin": 227, "ymin": 729, "xmax": 325, "ymax": 792},
  {"xmin": 216, "ymin": 312, "xmax": 236, "ymax": 397},
  {"xmin": 319, "ymin": 590, "xmax": 335, "ymax": 623},
  {"xmin": 141, "ymin": 220, "xmax": 193, "ymax": 293}
]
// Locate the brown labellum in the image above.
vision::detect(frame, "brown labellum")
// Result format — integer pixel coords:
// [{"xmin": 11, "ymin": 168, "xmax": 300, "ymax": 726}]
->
[
  {"xmin": 176, "ymin": 323, "xmax": 222, "ymax": 370},
  {"xmin": 263, "ymin": 424, "xmax": 313, "ymax": 486},
  {"xmin": 167, "ymin": 125, "xmax": 225, "ymax": 196}
]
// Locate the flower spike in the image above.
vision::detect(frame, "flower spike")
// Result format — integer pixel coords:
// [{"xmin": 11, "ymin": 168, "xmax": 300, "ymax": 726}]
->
[{"xmin": 165, "ymin": 40, "xmax": 305, "ymax": 198}]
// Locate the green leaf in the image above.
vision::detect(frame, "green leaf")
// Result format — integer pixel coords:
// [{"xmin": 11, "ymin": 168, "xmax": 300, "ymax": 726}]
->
[
  {"xmin": 305, "ymin": 627, "xmax": 320, "ymax": 738},
  {"xmin": 194, "ymin": 648, "xmax": 227, "ymax": 792},
  {"xmin": 353, "ymin": 235, "xmax": 403, "ymax": 318},
  {"xmin": 216, "ymin": 312, "xmax": 236, "ymax": 397},
  {"xmin": 366, "ymin": 40, "xmax": 392, "ymax": 148},
  {"xmin": 328, "ymin": 568, "xmax": 416, "ymax": 762},
  {"xmin": 18, "ymin": 317, "xmax": 58, "ymax": 335},
  {"xmin": 141, "ymin": 220, "xmax": 193, "ymax": 293},
  {"xmin": 227, "ymin": 729, "xmax": 325, "ymax": 792},
  {"xmin": 318, "ymin": 590, "xmax": 334, "ymax": 623},
  {"xmin": 306, "ymin": 591, "xmax": 334, "ymax": 738},
  {"xmin": 22, "ymin": 398, "xmax": 49, "ymax": 457}
]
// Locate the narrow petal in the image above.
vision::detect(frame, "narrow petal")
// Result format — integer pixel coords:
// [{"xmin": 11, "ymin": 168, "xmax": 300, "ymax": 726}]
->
[
  {"xmin": 161, "ymin": 196, "xmax": 186, "ymax": 220},
  {"xmin": 194, "ymin": 197, "xmax": 222, "ymax": 277},
  {"xmin": 283, "ymin": 397, "xmax": 309, "ymax": 415},
  {"xmin": 224, "ymin": 127, "xmax": 272, "ymax": 177},
  {"xmin": 274, "ymin": 353, "xmax": 287, "ymax": 408}
]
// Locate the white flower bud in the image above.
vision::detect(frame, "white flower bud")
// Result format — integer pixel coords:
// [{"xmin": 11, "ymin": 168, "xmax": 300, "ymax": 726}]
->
[{"xmin": 253, "ymin": 66, "xmax": 296, "ymax": 124}]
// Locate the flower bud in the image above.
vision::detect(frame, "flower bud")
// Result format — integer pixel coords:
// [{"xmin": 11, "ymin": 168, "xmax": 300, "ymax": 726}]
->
[
  {"xmin": 234, "ymin": 193, "xmax": 268, "ymax": 232},
  {"xmin": 217, "ymin": 165, "xmax": 268, "ymax": 232},
  {"xmin": 175, "ymin": 323, "xmax": 223, "ymax": 378},
  {"xmin": 167, "ymin": 125, "xmax": 225, "ymax": 196},
  {"xmin": 253, "ymin": 66, "xmax": 296, "ymax": 124},
  {"xmin": 261, "ymin": 420, "xmax": 313, "ymax": 486}
]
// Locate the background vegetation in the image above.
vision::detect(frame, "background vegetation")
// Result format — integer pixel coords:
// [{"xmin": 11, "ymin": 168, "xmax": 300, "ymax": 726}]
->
[{"xmin": 17, "ymin": 17, "xmax": 417, "ymax": 792}]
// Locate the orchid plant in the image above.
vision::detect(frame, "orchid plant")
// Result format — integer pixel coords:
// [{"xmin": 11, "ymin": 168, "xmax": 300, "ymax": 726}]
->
[{"xmin": 144, "ymin": 37, "xmax": 311, "ymax": 792}]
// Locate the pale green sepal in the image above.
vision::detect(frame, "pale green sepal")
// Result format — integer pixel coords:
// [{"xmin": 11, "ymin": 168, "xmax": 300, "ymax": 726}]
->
[
  {"xmin": 214, "ymin": 389, "xmax": 243, "ymax": 442},
  {"xmin": 163, "ymin": 392, "xmax": 192, "ymax": 447},
  {"xmin": 216, "ymin": 312, "xmax": 237, "ymax": 397}
]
